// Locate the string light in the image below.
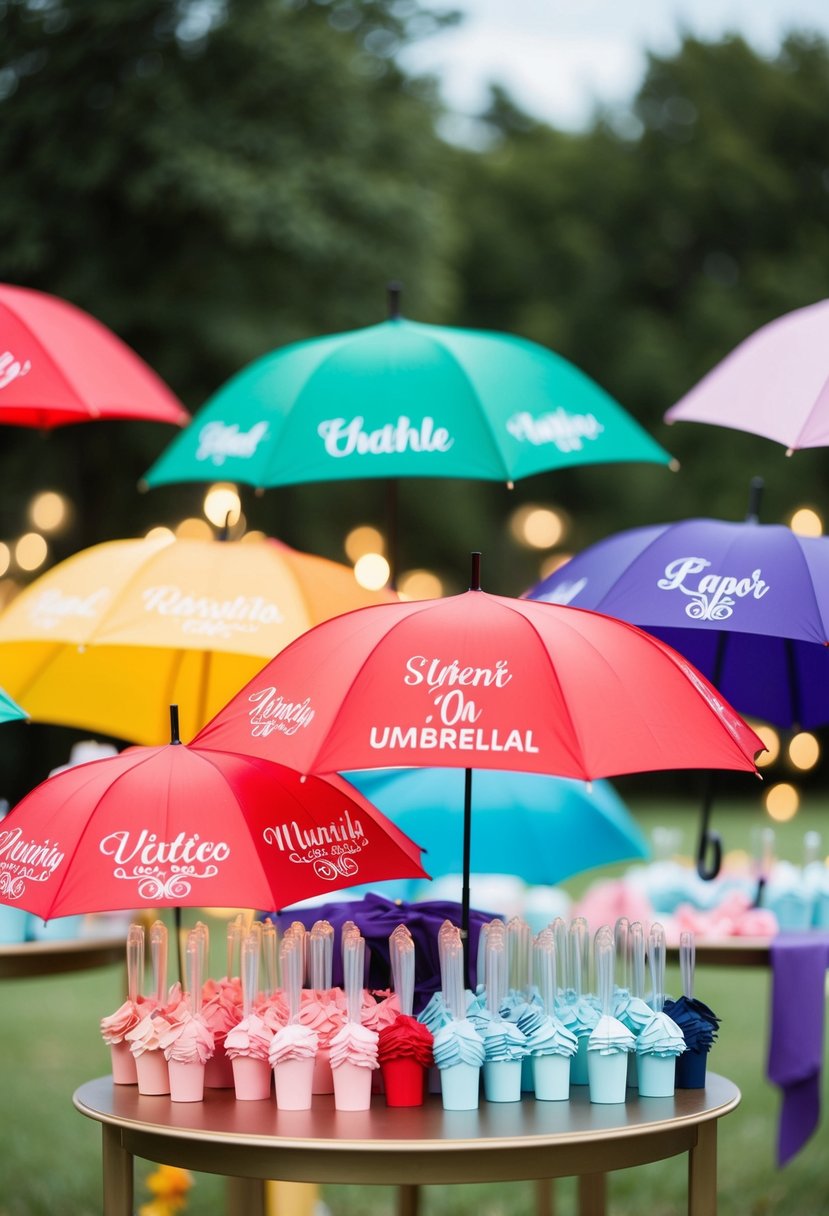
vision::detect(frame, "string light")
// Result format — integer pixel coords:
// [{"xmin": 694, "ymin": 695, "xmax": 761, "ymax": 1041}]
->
[
  {"xmin": 753, "ymin": 724, "xmax": 780, "ymax": 768},
  {"xmin": 789, "ymin": 507, "xmax": 823, "ymax": 537},
  {"xmin": 145, "ymin": 526, "xmax": 175, "ymax": 543},
  {"xmin": 29, "ymin": 491, "xmax": 68, "ymax": 532},
  {"xmin": 15, "ymin": 533, "xmax": 47, "ymax": 572},
  {"xmin": 203, "ymin": 483, "xmax": 241, "ymax": 528},
  {"xmin": 765, "ymin": 783, "xmax": 799, "ymax": 823},
  {"xmin": 175, "ymin": 518, "xmax": 213, "ymax": 541},
  {"xmin": 345, "ymin": 525, "xmax": 385, "ymax": 562},
  {"xmin": 398, "ymin": 569, "xmax": 443, "ymax": 600},
  {"xmin": 788, "ymin": 732, "xmax": 820, "ymax": 771},
  {"xmin": 354, "ymin": 553, "xmax": 390, "ymax": 590},
  {"xmin": 509, "ymin": 504, "xmax": 565, "ymax": 549},
  {"xmin": 0, "ymin": 543, "xmax": 9, "ymax": 576}
]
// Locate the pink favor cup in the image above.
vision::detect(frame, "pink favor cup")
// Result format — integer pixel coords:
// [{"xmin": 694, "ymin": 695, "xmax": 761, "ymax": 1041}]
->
[
  {"xmin": 110, "ymin": 1041, "xmax": 137, "ymax": 1085},
  {"xmin": 332, "ymin": 1062, "xmax": 373, "ymax": 1111},
  {"xmin": 169, "ymin": 1060, "xmax": 205, "ymax": 1103},
  {"xmin": 204, "ymin": 1041, "xmax": 235, "ymax": 1088},
  {"xmin": 135, "ymin": 1049, "xmax": 170, "ymax": 1095},
  {"xmin": 312, "ymin": 1046, "xmax": 334, "ymax": 1094},
  {"xmin": 232, "ymin": 1055, "xmax": 272, "ymax": 1100},
  {"xmin": 274, "ymin": 1057, "xmax": 315, "ymax": 1110}
]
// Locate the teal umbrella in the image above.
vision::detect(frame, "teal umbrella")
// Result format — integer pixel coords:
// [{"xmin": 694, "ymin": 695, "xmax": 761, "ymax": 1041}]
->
[
  {"xmin": 0, "ymin": 687, "xmax": 27, "ymax": 723},
  {"xmin": 344, "ymin": 767, "xmax": 650, "ymax": 889},
  {"xmin": 143, "ymin": 291, "xmax": 673, "ymax": 491}
]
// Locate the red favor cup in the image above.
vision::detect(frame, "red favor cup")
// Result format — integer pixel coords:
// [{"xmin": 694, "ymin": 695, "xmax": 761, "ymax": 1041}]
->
[{"xmin": 381, "ymin": 1058, "xmax": 426, "ymax": 1107}]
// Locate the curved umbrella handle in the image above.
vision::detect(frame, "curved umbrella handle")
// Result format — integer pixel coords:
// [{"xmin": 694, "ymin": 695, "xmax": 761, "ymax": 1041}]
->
[
  {"xmin": 696, "ymin": 824, "xmax": 722, "ymax": 881},
  {"xmin": 696, "ymin": 774, "xmax": 722, "ymax": 881}
]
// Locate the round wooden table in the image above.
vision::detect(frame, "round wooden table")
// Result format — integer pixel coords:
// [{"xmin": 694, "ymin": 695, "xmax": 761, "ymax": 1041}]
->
[
  {"xmin": 0, "ymin": 935, "xmax": 125, "ymax": 979},
  {"xmin": 74, "ymin": 1072, "xmax": 740, "ymax": 1216},
  {"xmin": 668, "ymin": 937, "xmax": 771, "ymax": 968}
]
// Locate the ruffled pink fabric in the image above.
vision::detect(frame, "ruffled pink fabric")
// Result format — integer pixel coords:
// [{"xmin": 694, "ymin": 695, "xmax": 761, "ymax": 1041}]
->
[
  {"xmin": 201, "ymin": 978, "xmax": 243, "ymax": 1043},
  {"xmin": 126, "ymin": 1009, "xmax": 174, "ymax": 1057},
  {"xmin": 259, "ymin": 991, "xmax": 290, "ymax": 1032},
  {"xmin": 330, "ymin": 1022, "xmax": 379, "ymax": 1071},
  {"xmin": 100, "ymin": 996, "xmax": 151, "ymax": 1045},
  {"xmin": 668, "ymin": 891, "xmax": 778, "ymax": 942},
  {"xmin": 299, "ymin": 989, "xmax": 347, "ymax": 1048},
  {"xmin": 362, "ymin": 990, "xmax": 401, "ymax": 1034},
  {"xmin": 224, "ymin": 1012, "xmax": 273, "ymax": 1061},
  {"xmin": 574, "ymin": 878, "xmax": 654, "ymax": 929},
  {"xmin": 160, "ymin": 1011, "xmax": 215, "ymax": 1064}
]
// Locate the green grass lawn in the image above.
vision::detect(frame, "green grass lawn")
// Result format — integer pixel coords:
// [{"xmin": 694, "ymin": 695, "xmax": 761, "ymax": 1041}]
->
[{"xmin": 2, "ymin": 797, "xmax": 828, "ymax": 1216}]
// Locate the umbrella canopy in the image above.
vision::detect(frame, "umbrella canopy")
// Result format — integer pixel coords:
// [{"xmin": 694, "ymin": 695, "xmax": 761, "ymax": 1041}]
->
[
  {"xmin": 192, "ymin": 571, "xmax": 760, "ymax": 955},
  {"xmin": 665, "ymin": 297, "xmax": 829, "ymax": 453},
  {"xmin": 143, "ymin": 311, "xmax": 673, "ymax": 490},
  {"xmin": 0, "ymin": 532, "xmax": 396, "ymax": 744},
  {"xmin": 345, "ymin": 767, "xmax": 649, "ymax": 886},
  {"xmin": 0, "ymin": 713, "xmax": 426, "ymax": 919},
  {"xmin": 193, "ymin": 582, "xmax": 762, "ymax": 780},
  {"xmin": 0, "ymin": 283, "xmax": 188, "ymax": 428},
  {"xmin": 0, "ymin": 687, "xmax": 27, "ymax": 724},
  {"xmin": 525, "ymin": 514, "xmax": 829, "ymax": 730}
]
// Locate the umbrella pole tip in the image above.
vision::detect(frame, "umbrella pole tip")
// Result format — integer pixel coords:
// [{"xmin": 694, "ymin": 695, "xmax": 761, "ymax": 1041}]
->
[
  {"xmin": 169, "ymin": 704, "xmax": 182, "ymax": 744},
  {"xmin": 386, "ymin": 280, "xmax": 403, "ymax": 319},
  {"xmin": 469, "ymin": 551, "xmax": 482, "ymax": 591}
]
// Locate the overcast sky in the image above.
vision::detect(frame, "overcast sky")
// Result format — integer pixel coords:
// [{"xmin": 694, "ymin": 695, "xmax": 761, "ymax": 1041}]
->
[{"xmin": 399, "ymin": 0, "xmax": 829, "ymax": 129}]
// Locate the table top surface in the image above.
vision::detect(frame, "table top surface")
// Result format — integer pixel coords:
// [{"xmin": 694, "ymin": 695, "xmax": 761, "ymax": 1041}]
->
[
  {"xmin": 74, "ymin": 1073, "xmax": 740, "ymax": 1155},
  {"xmin": 667, "ymin": 938, "xmax": 772, "ymax": 967},
  {"xmin": 0, "ymin": 935, "xmax": 124, "ymax": 979}
]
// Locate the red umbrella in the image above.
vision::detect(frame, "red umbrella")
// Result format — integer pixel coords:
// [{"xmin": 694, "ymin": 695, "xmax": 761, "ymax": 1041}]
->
[
  {"xmin": 192, "ymin": 558, "xmax": 762, "ymax": 956},
  {"xmin": 193, "ymin": 566, "xmax": 762, "ymax": 781},
  {"xmin": 0, "ymin": 709, "xmax": 426, "ymax": 920},
  {"xmin": 0, "ymin": 283, "xmax": 188, "ymax": 428}
]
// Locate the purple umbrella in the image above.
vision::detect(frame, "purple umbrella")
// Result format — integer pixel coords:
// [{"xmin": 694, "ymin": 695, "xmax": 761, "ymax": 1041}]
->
[
  {"xmin": 665, "ymin": 298, "xmax": 829, "ymax": 453},
  {"xmin": 525, "ymin": 480, "xmax": 828, "ymax": 876}
]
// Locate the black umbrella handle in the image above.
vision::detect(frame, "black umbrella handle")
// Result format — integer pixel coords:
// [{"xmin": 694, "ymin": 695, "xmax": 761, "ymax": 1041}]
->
[{"xmin": 696, "ymin": 826, "xmax": 723, "ymax": 881}]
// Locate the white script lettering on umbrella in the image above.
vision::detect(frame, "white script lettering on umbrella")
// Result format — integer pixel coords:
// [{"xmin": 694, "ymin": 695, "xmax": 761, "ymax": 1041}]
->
[
  {"xmin": 29, "ymin": 587, "xmax": 110, "ymax": 630},
  {"xmin": 534, "ymin": 577, "xmax": 588, "ymax": 605},
  {"xmin": 369, "ymin": 655, "xmax": 540, "ymax": 754},
  {"xmin": 142, "ymin": 586, "xmax": 284, "ymax": 638},
  {"xmin": 0, "ymin": 826, "xmax": 64, "ymax": 898},
  {"xmin": 247, "ymin": 687, "xmax": 315, "ymax": 737},
  {"xmin": 99, "ymin": 829, "xmax": 229, "ymax": 900},
  {"xmin": 0, "ymin": 351, "xmax": 31, "ymax": 390},
  {"xmin": 195, "ymin": 420, "xmax": 270, "ymax": 465},
  {"xmin": 317, "ymin": 415, "xmax": 454, "ymax": 458},
  {"xmin": 657, "ymin": 557, "xmax": 770, "ymax": 621},
  {"xmin": 506, "ymin": 408, "xmax": 604, "ymax": 452},
  {"xmin": 263, "ymin": 809, "xmax": 367, "ymax": 882}
]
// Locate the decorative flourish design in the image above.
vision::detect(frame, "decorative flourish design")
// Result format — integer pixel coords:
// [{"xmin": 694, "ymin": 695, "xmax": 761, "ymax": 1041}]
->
[{"xmin": 112, "ymin": 864, "xmax": 219, "ymax": 901}]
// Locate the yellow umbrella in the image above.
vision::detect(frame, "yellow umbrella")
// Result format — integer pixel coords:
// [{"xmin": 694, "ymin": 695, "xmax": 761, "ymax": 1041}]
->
[{"xmin": 0, "ymin": 533, "xmax": 395, "ymax": 743}]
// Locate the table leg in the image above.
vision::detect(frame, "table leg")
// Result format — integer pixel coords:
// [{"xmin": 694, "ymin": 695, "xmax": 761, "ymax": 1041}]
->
[
  {"xmin": 688, "ymin": 1119, "xmax": 717, "ymax": 1216},
  {"xmin": 535, "ymin": 1178, "xmax": 555, "ymax": 1216},
  {"xmin": 398, "ymin": 1184, "xmax": 420, "ymax": 1216},
  {"xmin": 226, "ymin": 1177, "xmax": 266, "ymax": 1216},
  {"xmin": 101, "ymin": 1124, "xmax": 132, "ymax": 1216},
  {"xmin": 577, "ymin": 1173, "xmax": 606, "ymax": 1216}
]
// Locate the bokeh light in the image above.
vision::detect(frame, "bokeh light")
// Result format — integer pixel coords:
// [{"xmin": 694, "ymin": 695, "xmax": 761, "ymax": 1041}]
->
[
  {"xmin": 753, "ymin": 724, "xmax": 780, "ymax": 767},
  {"xmin": 345, "ymin": 525, "xmax": 385, "ymax": 562},
  {"xmin": 175, "ymin": 517, "xmax": 214, "ymax": 541},
  {"xmin": 354, "ymin": 552, "xmax": 390, "ymax": 590},
  {"xmin": 241, "ymin": 530, "xmax": 267, "ymax": 544},
  {"xmin": 509, "ymin": 504, "xmax": 565, "ymax": 549},
  {"xmin": 788, "ymin": 731, "xmax": 820, "ymax": 771},
  {"xmin": 398, "ymin": 569, "xmax": 443, "ymax": 600},
  {"xmin": 789, "ymin": 507, "xmax": 823, "ymax": 537},
  {"xmin": 765, "ymin": 782, "xmax": 799, "ymax": 822},
  {"xmin": 145, "ymin": 526, "xmax": 175, "ymax": 544},
  {"xmin": 0, "ymin": 543, "xmax": 9, "ymax": 576},
  {"xmin": 15, "ymin": 532, "xmax": 48, "ymax": 571},
  {"xmin": 539, "ymin": 552, "xmax": 573, "ymax": 581},
  {"xmin": 29, "ymin": 490, "xmax": 68, "ymax": 532},
  {"xmin": 203, "ymin": 482, "xmax": 241, "ymax": 528}
]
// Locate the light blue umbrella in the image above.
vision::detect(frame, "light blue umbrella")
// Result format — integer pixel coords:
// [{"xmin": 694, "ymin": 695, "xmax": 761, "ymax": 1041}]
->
[{"xmin": 344, "ymin": 767, "xmax": 649, "ymax": 889}]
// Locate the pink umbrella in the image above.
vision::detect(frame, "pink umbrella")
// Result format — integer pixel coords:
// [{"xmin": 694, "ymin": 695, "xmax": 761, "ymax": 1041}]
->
[{"xmin": 665, "ymin": 298, "xmax": 829, "ymax": 453}]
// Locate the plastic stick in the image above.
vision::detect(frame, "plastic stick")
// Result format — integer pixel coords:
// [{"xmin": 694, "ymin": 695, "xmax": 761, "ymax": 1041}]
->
[
  {"xmin": 226, "ymin": 917, "xmax": 243, "ymax": 980},
  {"xmin": 534, "ymin": 930, "xmax": 556, "ymax": 1016},
  {"xmin": 150, "ymin": 920, "xmax": 167, "ymax": 1006},
  {"xmin": 594, "ymin": 926, "xmax": 614, "ymax": 1016},
  {"xmin": 126, "ymin": 924, "xmax": 144, "ymax": 1005},
  {"xmin": 569, "ymin": 917, "xmax": 588, "ymax": 998},
  {"xmin": 648, "ymin": 922, "xmax": 666, "ymax": 1013},
  {"xmin": 551, "ymin": 917, "xmax": 568, "ymax": 991},
  {"xmin": 241, "ymin": 933, "xmax": 259, "ymax": 1018},
  {"xmin": 630, "ymin": 921, "xmax": 646, "ymax": 1000},
  {"xmin": 614, "ymin": 917, "xmax": 629, "ymax": 991},
  {"xmin": 679, "ymin": 931, "xmax": 695, "ymax": 1001},
  {"xmin": 390, "ymin": 925, "xmax": 415, "ymax": 1017},
  {"xmin": 187, "ymin": 932, "xmax": 203, "ymax": 1015},
  {"xmin": 342, "ymin": 930, "xmax": 364, "ymax": 1024},
  {"xmin": 262, "ymin": 919, "xmax": 279, "ymax": 997}
]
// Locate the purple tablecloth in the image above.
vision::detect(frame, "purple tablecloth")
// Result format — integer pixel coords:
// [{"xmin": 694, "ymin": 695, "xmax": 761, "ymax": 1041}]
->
[
  {"xmin": 767, "ymin": 934, "xmax": 829, "ymax": 1165},
  {"xmin": 270, "ymin": 894, "xmax": 492, "ymax": 1013}
]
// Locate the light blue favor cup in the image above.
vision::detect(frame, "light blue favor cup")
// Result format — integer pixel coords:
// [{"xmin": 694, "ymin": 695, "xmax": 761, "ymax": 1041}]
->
[
  {"xmin": 570, "ymin": 1034, "xmax": 590, "ymax": 1084},
  {"xmin": 637, "ymin": 1053, "xmax": 676, "ymax": 1098},
  {"xmin": 440, "ymin": 1063, "xmax": 481, "ymax": 1110},
  {"xmin": 0, "ymin": 904, "xmax": 28, "ymax": 944},
  {"xmin": 587, "ymin": 1050, "xmax": 628, "ymax": 1104},
  {"xmin": 483, "ymin": 1059, "xmax": 522, "ymax": 1103},
  {"xmin": 28, "ymin": 914, "xmax": 84, "ymax": 942},
  {"xmin": 533, "ymin": 1053, "xmax": 570, "ymax": 1101}
]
